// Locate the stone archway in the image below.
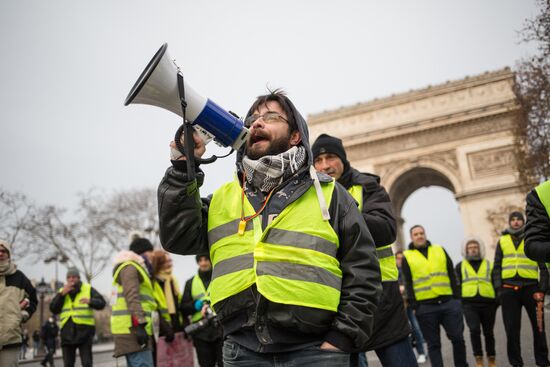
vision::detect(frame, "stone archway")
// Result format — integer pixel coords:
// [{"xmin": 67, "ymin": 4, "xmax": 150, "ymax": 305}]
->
[{"xmin": 308, "ymin": 68, "xmax": 525, "ymax": 260}]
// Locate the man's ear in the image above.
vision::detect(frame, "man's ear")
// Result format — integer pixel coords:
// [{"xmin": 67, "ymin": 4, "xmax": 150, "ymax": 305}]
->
[{"xmin": 290, "ymin": 131, "xmax": 301, "ymax": 146}]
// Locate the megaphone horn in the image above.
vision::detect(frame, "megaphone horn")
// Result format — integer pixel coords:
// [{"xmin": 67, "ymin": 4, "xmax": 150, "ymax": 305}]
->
[{"xmin": 124, "ymin": 43, "xmax": 249, "ymax": 151}]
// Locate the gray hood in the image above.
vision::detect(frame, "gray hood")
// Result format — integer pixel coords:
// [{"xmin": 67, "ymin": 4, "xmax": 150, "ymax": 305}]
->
[
  {"xmin": 461, "ymin": 236, "xmax": 486, "ymax": 259},
  {"xmin": 236, "ymin": 98, "xmax": 313, "ymax": 171}
]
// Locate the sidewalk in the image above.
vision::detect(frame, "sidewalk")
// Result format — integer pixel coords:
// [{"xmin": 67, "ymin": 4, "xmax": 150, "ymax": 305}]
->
[{"xmin": 19, "ymin": 342, "xmax": 114, "ymax": 365}]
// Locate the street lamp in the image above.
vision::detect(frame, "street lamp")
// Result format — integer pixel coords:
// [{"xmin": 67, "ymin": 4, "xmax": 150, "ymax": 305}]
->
[
  {"xmin": 35, "ymin": 277, "xmax": 53, "ymax": 355},
  {"xmin": 44, "ymin": 251, "xmax": 69, "ymax": 289}
]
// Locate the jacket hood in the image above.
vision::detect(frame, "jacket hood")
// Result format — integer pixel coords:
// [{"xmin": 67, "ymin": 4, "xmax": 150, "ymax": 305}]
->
[
  {"xmin": 236, "ymin": 97, "xmax": 313, "ymax": 170},
  {"xmin": 461, "ymin": 236, "xmax": 486, "ymax": 259},
  {"xmin": 339, "ymin": 167, "xmax": 380, "ymax": 190},
  {"xmin": 112, "ymin": 250, "xmax": 145, "ymax": 268}
]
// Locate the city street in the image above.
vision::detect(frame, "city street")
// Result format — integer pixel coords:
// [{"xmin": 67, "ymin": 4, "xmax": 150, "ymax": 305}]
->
[{"xmin": 19, "ymin": 306, "xmax": 549, "ymax": 367}]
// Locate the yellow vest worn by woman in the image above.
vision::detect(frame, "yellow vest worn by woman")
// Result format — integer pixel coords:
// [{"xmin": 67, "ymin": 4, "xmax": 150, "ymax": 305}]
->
[{"xmin": 111, "ymin": 261, "xmax": 156, "ymax": 336}]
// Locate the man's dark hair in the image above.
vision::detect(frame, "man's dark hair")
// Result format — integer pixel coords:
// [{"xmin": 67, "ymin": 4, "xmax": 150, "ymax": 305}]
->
[
  {"xmin": 409, "ymin": 224, "xmax": 424, "ymax": 235},
  {"xmin": 395, "ymin": 250, "xmax": 403, "ymax": 256},
  {"xmin": 246, "ymin": 88, "xmax": 298, "ymax": 133}
]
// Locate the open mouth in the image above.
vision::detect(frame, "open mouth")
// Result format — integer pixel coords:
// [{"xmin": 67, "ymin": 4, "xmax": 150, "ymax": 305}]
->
[{"xmin": 250, "ymin": 134, "xmax": 269, "ymax": 145}]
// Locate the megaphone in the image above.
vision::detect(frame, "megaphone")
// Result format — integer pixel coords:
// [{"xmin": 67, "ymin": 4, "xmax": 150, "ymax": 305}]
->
[{"xmin": 124, "ymin": 43, "xmax": 249, "ymax": 151}]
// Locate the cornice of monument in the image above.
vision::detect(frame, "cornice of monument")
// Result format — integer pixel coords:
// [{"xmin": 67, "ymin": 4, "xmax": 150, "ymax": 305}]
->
[{"xmin": 308, "ymin": 67, "xmax": 515, "ymax": 125}]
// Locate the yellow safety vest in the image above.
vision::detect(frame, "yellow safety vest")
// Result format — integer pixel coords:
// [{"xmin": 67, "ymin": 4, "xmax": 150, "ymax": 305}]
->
[
  {"xmin": 500, "ymin": 234, "xmax": 539, "ymax": 280},
  {"xmin": 404, "ymin": 245, "xmax": 452, "ymax": 301},
  {"xmin": 535, "ymin": 180, "xmax": 550, "ymax": 219},
  {"xmin": 152, "ymin": 281, "xmax": 170, "ymax": 322},
  {"xmin": 110, "ymin": 261, "xmax": 156, "ymax": 335},
  {"xmin": 59, "ymin": 283, "xmax": 94, "ymax": 328},
  {"xmin": 348, "ymin": 184, "xmax": 398, "ymax": 282},
  {"xmin": 208, "ymin": 178, "xmax": 341, "ymax": 312},
  {"xmin": 191, "ymin": 274, "xmax": 210, "ymax": 322},
  {"xmin": 461, "ymin": 259, "xmax": 495, "ymax": 299}
]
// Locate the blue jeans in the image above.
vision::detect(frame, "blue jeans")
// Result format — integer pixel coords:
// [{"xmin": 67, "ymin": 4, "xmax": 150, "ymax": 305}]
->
[
  {"xmin": 125, "ymin": 349, "xmax": 154, "ymax": 367},
  {"xmin": 376, "ymin": 336, "xmax": 418, "ymax": 366},
  {"xmin": 223, "ymin": 339, "xmax": 350, "ymax": 367},
  {"xmin": 407, "ymin": 307, "xmax": 426, "ymax": 355},
  {"xmin": 415, "ymin": 298, "xmax": 467, "ymax": 367}
]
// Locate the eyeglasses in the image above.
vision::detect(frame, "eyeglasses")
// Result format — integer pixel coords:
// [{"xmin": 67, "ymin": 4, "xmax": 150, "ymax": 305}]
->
[{"xmin": 244, "ymin": 112, "xmax": 288, "ymax": 127}]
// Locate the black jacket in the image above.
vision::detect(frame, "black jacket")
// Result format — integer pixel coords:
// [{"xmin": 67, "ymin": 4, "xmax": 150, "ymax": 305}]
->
[
  {"xmin": 49, "ymin": 282, "xmax": 106, "ymax": 346},
  {"xmin": 525, "ymin": 187, "xmax": 550, "ymax": 263},
  {"xmin": 338, "ymin": 167, "xmax": 409, "ymax": 350},
  {"xmin": 158, "ymin": 102, "xmax": 381, "ymax": 353},
  {"xmin": 492, "ymin": 229, "xmax": 549, "ymax": 292},
  {"xmin": 401, "ymin": 241, "xmax": 460, "ymax": 309}
]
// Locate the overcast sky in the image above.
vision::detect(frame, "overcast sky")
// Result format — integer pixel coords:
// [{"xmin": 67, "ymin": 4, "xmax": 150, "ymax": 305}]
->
[{"xmin": 0, "ymin": 1, "xmax": 539, "ymax": 293}]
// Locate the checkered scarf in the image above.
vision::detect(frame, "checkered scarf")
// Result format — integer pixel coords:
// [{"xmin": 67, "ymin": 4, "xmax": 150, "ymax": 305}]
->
[{"xmin": 242, "ymin": 146, "xmax": 307, "ymax": 192}]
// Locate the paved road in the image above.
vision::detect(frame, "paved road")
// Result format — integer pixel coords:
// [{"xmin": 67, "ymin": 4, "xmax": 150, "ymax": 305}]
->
[
  {"xmin": 366, "ymin": 306, "xmax": 550, "ymax": 366},
  {"xmin": 18, "ymin": 306, "xmax": 550, "ymax": 367}
]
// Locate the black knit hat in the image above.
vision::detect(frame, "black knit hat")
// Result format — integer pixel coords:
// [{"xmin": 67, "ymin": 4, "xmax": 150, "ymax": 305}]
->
[
  {"xmin": 129, "ymin": 238, "xmax": 154, "ymax": 255},
  {"xmin": 508, "ymin": 211, "xmax": 525, "ymax": 223},
  {"xmin": 195, "ymin": 253, "xmax": 210, "ymax": 263},
  {"xmin": 312, "ymin": 134, "xmax": 349, "ymax": 167}
]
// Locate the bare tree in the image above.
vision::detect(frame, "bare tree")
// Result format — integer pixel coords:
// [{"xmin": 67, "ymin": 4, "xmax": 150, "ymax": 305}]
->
[
  {"xmin": 514, "ymin": 0, "xmax": 550, "ymax": 187},
  {"xmin": 23, "ymin": 188, "xmax": 159, "ymax": 283},
  {"xmin": 80, "ymin": 188, "xmax": 159, "ymax": 250},
  {"xmin": 0, "ymin": 189, "xmax": 35, "ymax": 257}
]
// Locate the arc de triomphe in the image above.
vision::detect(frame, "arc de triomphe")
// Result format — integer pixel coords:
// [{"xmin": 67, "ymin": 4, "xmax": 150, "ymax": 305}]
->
[{"xmin": 308, "ymin": 68, "xmax": 524, "ymax": 260}]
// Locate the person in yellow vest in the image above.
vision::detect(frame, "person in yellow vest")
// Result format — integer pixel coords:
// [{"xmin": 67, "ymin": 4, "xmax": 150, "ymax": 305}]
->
[
  {"xmin": 159, "ymin": 90, "xmax": 382, "ymax": 366},
  {"xmin": 111, "ymin": 237, "xmax": 157, "ymax": 367},
  {"xmin": 402, "ymin": 225, "xmax": 467, "ymax": 367},
  {"xmin": 525, "ymin": 180, "xmax": 550, "ymax": 263},
  {"xmin": 493, "ymin": 211, "xmax": 549, "ymax": 367},
  {"xmin": 180, "ymin": 253, "xmax": 223, "ymax": 367},
  {"xmin": 454, "ymin": 237, "xmax": 497, "ymax": 367},
  {"xmin": 49, "ymin": 267, "xmax": 105, "ymax": 367},
  {"xmin": 312, "ymin": 133, "xmax": 417, "ymax": 366}
]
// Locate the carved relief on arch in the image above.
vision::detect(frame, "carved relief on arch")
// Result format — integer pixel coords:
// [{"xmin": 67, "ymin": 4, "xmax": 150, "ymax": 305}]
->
[
  {"xmin": 375, "ymin": 150, "xmax": 461, "ymax": 193},
  {"xmin": 485, "ymin": 202, "xmax": 524, "ymax": 249}
]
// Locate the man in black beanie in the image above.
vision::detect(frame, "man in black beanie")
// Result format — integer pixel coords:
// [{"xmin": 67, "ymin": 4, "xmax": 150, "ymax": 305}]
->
[
  {"xmin": 493, "ymin": 211, "xmax": 549, "ymax": 367},
  {"xmin": 312, "ymin": 134, "xmax": 417, "ymax": 366}
]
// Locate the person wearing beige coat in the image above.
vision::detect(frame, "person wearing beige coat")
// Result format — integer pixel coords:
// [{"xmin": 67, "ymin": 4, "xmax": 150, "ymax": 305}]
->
[{"xmin": 0, "ymin": 240, "xmax": 38, "ymax": 367}]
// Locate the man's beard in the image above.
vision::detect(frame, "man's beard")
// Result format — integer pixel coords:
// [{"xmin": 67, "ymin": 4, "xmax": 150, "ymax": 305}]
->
[{"xmin": 245, "ymin": 134, "xmax": 292, "ymax": 160}]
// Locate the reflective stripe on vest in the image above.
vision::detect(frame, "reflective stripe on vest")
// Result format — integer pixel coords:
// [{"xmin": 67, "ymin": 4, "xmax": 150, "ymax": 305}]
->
[
  {"xmin": 59, "ymin": 283, "xmax": 94, "ymax": 328},
  {"xmin": 152, "ymin": 281, "xmax": 170, "ymax": 322},
  {"xmin": 535, "ymin": 180, "xmax": 550, "ymax": 219},
  {"xmin": 404, "ymin": 245, "xmax": 452, "ymax": 301},
  {"xmin": 208, "ymin": 178, "xmax": 341, "ymax": 312},
  {"xmin": 191, "ymin": 274, "xmax": 210, "ymax": 322},
  {"xmin": 500, "ymin": 234, "xmax": 538, "ymax": 280},
  {"xmin": 461, "ymin": 259, "xmax": 495, "ymax": 299},
  {"xmin": 347, "ymin": 185, "xmax": 398, "ymax": 282},
  {"xmin": 110, "ymin": 261, "xmax": 156, "ymax": 335}
]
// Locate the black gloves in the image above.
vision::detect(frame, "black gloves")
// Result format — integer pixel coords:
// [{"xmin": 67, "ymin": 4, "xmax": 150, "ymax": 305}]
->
[
  {"xmin": 164, "ymin": 328, "xmax": 175, "ymax": 343},
  {"xmin": 131, "ymin": 324, "xmax": 148, "ymax": 349}
]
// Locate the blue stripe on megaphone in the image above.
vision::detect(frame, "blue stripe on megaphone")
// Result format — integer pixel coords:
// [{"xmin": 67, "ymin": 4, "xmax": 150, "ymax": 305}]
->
[{"xmin": 194, "ymin": 99, "xmax": 246, "ymax": 148}]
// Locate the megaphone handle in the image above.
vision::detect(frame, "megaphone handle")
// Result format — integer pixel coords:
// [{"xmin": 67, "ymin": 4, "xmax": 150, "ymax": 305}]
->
[{"xmin": 176, "ymin": 73, "xmax": 196, "ymax": 181}]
